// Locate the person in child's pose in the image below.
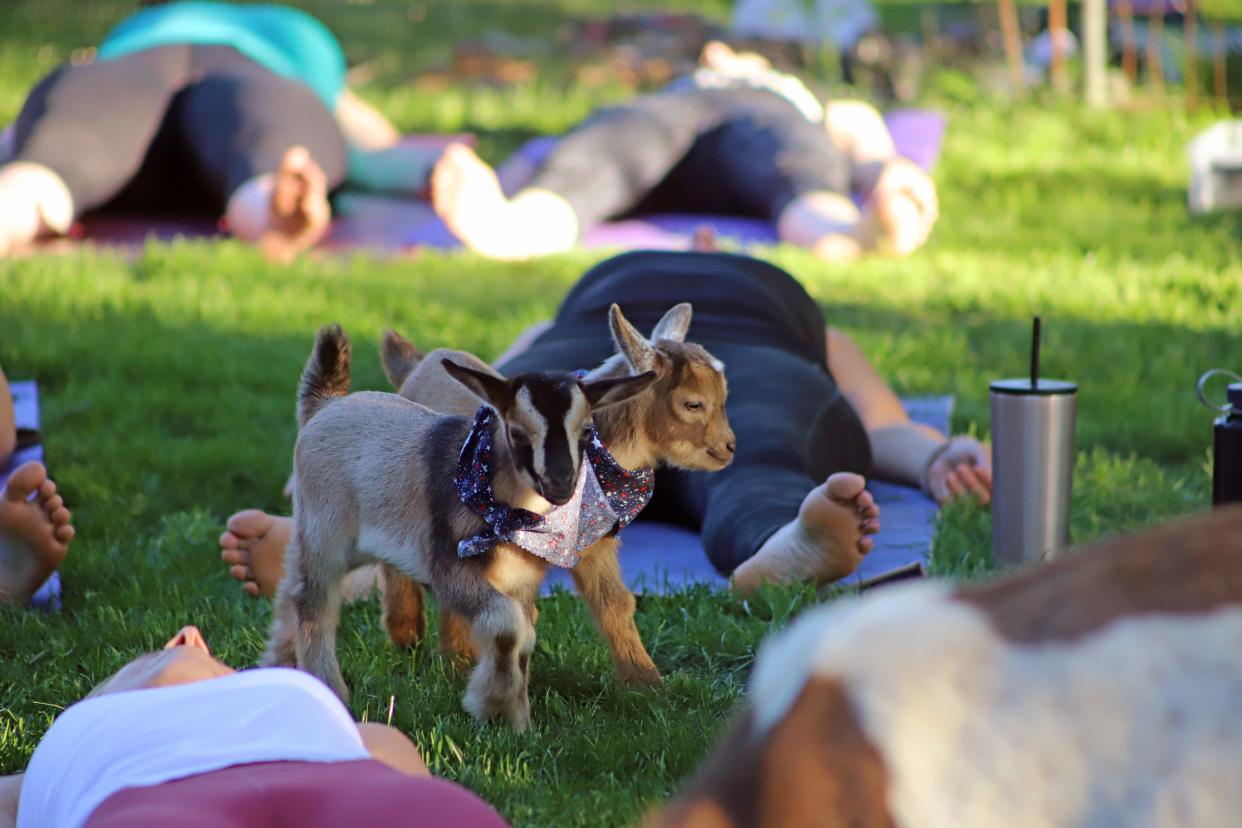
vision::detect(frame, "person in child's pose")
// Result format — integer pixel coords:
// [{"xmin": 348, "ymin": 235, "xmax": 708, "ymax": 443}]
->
[
  {"xmin": 431, "ymin": 41, "xmax": 939, "ymax": 261},
  {"xmin": 0, "ymin": 1, "xmax": 440, "ymax": 263}
]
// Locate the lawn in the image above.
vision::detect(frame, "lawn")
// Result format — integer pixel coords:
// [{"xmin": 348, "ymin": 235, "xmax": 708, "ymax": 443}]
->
[{"xmin": 2, "ymin": 1, "xmax": 1241, "ymax": 826}]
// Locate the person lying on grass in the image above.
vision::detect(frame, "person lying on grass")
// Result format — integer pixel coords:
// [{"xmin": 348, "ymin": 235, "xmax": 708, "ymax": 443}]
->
[
  {"xmin": 0, "ymin": 1, "xmax": 438, "ymax": 263},
  {"xmin": 1, "ymin": 625, "xmax": 508, "ymax": 828},
  {"xmin": 220, "ymin": 246, "xmax": 989, "ymax": 599},
  {"xmin": 432, "ymin": 40, "xmax": 938, "ymax": 261},
  {"xmin": 0, "ymin": 363, "xmax": 75, "ymax": 606}
]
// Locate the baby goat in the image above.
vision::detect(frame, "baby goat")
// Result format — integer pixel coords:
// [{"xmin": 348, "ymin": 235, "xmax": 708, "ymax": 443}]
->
[
  {"xmin": 378, "ymin": 303, "xmax": 734, "ymax": 688},
  {"xmin": 263, "ymin": 325, "xmax": 656, "ymax": 730}
]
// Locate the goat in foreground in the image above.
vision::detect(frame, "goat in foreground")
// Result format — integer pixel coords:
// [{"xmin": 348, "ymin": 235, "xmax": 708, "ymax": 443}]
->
[
  {"xmin": 378, "ymin": 304, "xmax": 735, "ymax": 687},
  {"xmin": 649, "ymin": 506, "xmax": 1242, "ymax": 828},
  {"xmin": 263, "ymin": 324, "xmax": 656, "ymax": 729}
]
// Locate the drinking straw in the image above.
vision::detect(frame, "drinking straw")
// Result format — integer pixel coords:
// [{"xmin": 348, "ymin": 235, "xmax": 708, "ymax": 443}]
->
[{"xmin": 1031, "ymin": 316, "xmax": 1042, "ymax": 389}]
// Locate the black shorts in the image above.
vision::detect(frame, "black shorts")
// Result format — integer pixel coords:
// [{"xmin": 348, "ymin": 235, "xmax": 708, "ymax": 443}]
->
[
  {"xmin": 524, "ymin": 87, "xmax": 849, "ymax": 234},
  {"xmin": 13, "ymin": 43, "xmax": 347, "ymax": 217}
]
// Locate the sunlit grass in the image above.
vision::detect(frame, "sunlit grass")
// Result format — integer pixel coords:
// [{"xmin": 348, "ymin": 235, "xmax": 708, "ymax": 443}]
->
[{"xmin": 2, "ymin": 2, "xmax": 1241, "ymax": 826}]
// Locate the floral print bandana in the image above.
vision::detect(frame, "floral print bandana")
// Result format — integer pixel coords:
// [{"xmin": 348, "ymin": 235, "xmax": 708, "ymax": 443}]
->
[{"xmin": 455, "ymin": 406, "xmax": 654, "ymax": 568}]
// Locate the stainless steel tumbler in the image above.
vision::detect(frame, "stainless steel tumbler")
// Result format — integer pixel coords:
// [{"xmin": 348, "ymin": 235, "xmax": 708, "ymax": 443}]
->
[{"xmin": 990, "ymin": 378, "xmax": 1077, "ymax": 565}]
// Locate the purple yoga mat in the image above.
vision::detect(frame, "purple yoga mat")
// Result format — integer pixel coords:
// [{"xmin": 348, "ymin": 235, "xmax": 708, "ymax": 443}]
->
[
  {"xmin": 2, "ymin": 381, "xmax": 61, "ymax": 612},
  {"xmin": 471, "ymin": 108, "xmax": 945, "ymax": 251}
]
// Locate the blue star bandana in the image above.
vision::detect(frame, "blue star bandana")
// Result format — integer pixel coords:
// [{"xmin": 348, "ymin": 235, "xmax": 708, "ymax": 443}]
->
[{"xmin": 454, "ymin": 406, "xmax": 654, "ymax": 568}]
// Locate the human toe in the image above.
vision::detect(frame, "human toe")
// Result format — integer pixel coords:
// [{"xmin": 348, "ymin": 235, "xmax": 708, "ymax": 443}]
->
[
  {"xmin": 220, "ymin": 544, "xmax": 250, "ymax": 567},
  {"xmin": 4, "ymin": 461, "xmax": 47, "ymax": 501},
  {"xmin": 225, "ymin": 509, "xmax": 275, "ymax": 539},
  {"xmin": 825, "ymin": 472, "xmax": 867, "ymax": 502}
]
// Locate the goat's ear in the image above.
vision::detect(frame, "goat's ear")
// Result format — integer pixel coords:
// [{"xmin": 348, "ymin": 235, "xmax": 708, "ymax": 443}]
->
[
  {"xmin": 442, "ymin": 359, "xmax": 513, "ymax": 411},
  {"xmin": 609, "ymin": 304, "xmax": 656, "ymax": 373},
  {"xmin": 582, "ymin": 371, "xmax": 657, "ymax": 411},
  {"xmin": 649, "ymin": 302, "xmax": 693, "ymax": 343},
  {"xmin": 381, "ymin": 329, "xmax": 423, "ymax": 390}
]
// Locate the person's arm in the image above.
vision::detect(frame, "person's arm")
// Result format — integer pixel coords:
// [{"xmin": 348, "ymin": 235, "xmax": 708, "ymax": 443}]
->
[
  {"xmin": 0, "ymin": 363, "xmax": 16, "ymax": 464},
  {"xmin": 333, "ymin": 89, "xmax": 442, "ymax": 195},
  {"xmin": 356, "ymin": 722, "xmax": 429, "ymax": 776},
  {"xmin": 827, "ymin": 327, "xmax": 990, "ymax": 503},
  {"xmin": 0, "ymin": 774, "xmax": 21, "ymax": 828}
]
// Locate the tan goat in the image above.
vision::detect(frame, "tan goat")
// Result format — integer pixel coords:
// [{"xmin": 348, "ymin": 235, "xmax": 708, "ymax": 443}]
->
[
  {"xmin": 378, "ymin": 303, "xmax": 735, "ymax": 687},
  {"xmin": 263, "ymin": 324, "xmax": 658, "ymax": 730}
]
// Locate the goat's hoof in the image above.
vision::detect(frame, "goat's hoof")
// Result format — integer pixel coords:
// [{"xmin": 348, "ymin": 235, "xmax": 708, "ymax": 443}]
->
[
  {"xmin": 385, "ymin": 618, "xmax": 426, "ymax": 650},
  {"xmin": 462, "ymin": 687, "xmax": 531, "ymax": 731},
  {"xmin": 619, "ymin": 660, "xmax": 663, "ymax": 686}
]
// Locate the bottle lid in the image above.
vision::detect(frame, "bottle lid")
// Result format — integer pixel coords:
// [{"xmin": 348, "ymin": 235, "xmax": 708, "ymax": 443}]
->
[
  {"xmin": 990, "ymin": 378, "xmax": 1077, "ymax": 396},
  {"xmin": 1229, "ymin": 382, "xmax": 1242, "ymax": 410}
]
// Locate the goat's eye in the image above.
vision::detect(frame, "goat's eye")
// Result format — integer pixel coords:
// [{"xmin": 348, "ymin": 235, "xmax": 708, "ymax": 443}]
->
[
  {"xmin": 510, "ymin": 430, "xmax": 530, "ymax": 446},
  {"xmin": 684, "ymin": 400, "xmax": 704, "ymax": 412}
]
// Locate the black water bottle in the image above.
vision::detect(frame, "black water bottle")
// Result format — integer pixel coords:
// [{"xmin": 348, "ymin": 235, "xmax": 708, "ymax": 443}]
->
[{"xmin": 1214, "ymin": 382, "xmax": 1242, "ymax": 506}]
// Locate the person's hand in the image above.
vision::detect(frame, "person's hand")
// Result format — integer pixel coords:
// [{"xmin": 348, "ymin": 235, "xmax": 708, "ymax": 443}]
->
[{"xmin": 924, "ymin": 436, "xmax": 991, "ymax": 505}]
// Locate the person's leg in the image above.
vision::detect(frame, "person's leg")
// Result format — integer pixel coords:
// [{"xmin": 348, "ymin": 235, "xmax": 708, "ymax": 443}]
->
[
  {"xmin": 673, "ymin": 89, "xmax": 873, "ymax": 263},
  {"xmin": 0, "ymin": 46, "xmax": 191, "ymax": 253},
  {"xmin": 727, "ymin": 470, "xmax": 879, "ymax": 593},
  {"xmin": 656, "ymin": 345, "xmax": 879, "ymax": 590},
  {"xmin": 0, "ymin": 461, "xmax": 74, "ymax": 605},
  {"xmin": 174, "ymin": 47, "xmax": 348, "ymax": 263},
  {"xmin": 431, "ymin": 90, "xmax": 727, "ymax": 259}
]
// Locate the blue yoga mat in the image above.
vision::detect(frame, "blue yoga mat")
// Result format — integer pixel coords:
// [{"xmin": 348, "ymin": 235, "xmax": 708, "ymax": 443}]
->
[
  {"xmin": 544, "ymin": 395, "xmax": 952, "ymax": 595},
  {"xmin": 2, "ymin": 381, "xmax": 62, "ymax": 612}
]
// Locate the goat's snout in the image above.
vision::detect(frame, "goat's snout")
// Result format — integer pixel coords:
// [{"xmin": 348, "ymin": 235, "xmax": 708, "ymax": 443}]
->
[
  {"xmin": 541, "ymin": 469, "xmax": 578, "ymax": 505},
  {"xmin": 706, "ymin": 433, "xmax": 736, "ymax": 467}
]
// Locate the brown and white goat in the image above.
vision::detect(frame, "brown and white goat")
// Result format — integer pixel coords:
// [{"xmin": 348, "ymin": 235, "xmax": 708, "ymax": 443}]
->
[
  {"xmin": 377, "ymin": 303, "xmax": 735, "ymax": 688},
  {"xmin": 650, "ymin": 505, "xmax": 1242, "ymax": 828},
  {"xmin": 262, "ymin": 324, "xmax": 656, "ymax": 730}
]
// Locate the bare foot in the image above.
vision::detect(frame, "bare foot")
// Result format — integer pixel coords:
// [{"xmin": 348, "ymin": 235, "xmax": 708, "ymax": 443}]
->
[
  {"xmin": 862, "ymin": 158, "xmax": 939, "ymax": 257},
  {"xmin": 261, "ymin": 147, "xmax": 331, "ymax": 264},
  {"xmin": 219, "ymin": 509, "xmax": 382, "ymax": 601},
  {"xmin": 731, "ymin": 472, "xmax": 880, "ymax": 594},
  {"xmin": 431, "ymin": 144, "xmax": 576, "ymax": 259},
  {"xmin": 219, "ymin": 510, "xmax": 291, "ymax": 598},
  {"xmin": 0, "ymin": 162, "xmax": 73, "ymax": 255},
  {"xmin": 226, "ymin": 147, "xmax": 331, "ymax": 264},
  {"xmin": 0, "ymin": 461, "xmax": 74, "ymax": 604}
]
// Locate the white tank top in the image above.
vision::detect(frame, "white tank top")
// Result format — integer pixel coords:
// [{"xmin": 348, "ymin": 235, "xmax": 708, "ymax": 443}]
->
[{"xmin": 17, "ymin": 668, "xmax": 370, "ymax": 828}]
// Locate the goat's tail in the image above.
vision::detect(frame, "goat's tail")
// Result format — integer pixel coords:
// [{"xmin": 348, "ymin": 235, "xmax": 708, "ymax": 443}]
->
[
  {"xmin": 380, "ymin": 329, "xmax": 424, "ymax": 390},
  {"xmin": 298, "ymin": 324, "xmax": 352, "ymax": 429}
]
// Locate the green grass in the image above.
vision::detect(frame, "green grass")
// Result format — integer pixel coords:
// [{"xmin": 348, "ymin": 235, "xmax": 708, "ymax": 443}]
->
[{"xmin": 2, "ymin": 2, "xmax": 1242, "ymax": 826}]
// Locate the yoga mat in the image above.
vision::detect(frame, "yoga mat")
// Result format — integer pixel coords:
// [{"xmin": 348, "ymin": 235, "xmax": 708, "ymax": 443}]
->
[
  {"xmin": 486, "ymin": 108, "xmax": 946, "ymax": 252},
  {"xmin": 544, "ymin": 394, "xmax": 952, "ymax": 596},
  {"xmin": 36, "ymin": 112, "xmax": 944, "ymax": 254},
  {"xmin": 1, "ymin": 381, "xmax": 61, "ymax": 612}
]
